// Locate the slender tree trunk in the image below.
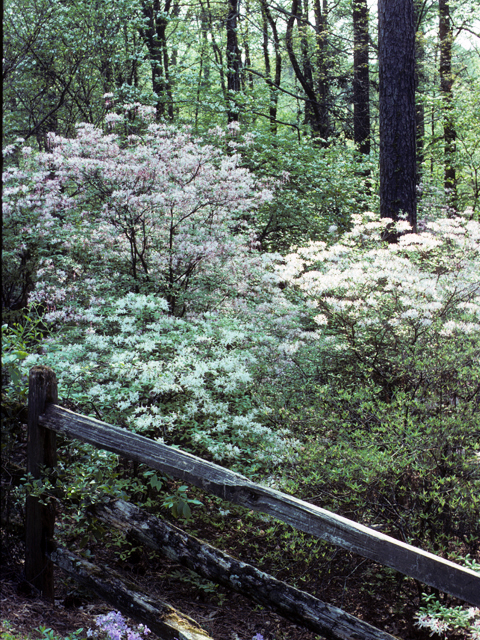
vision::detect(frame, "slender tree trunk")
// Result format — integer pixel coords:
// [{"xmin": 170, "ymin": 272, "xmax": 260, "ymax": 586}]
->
[
  {"xmin": 260, "ymin": 0, "xmax": 281, "ymax": 135},
  {"xmin": 140, "ymin": 0, "xmax": 174, "ymax": 120},
  {"xmin": 299, "ymin": 0, "xmax": 316, "ymax": 130},
  {"xmin": 353, "ymin": 0, "xmax": 370, "ymax": 156},
  {"xmin": 414, "ymin": 0, "xmax": 426, "ymax": 186},
  {"xmin": 378, "ymin": 0, "xmax": 417, "ymax": 230},
  {"xmin": 204, "ymin": 0, "xmax": 227, "ymax": 106},
  {"xmin": 439, "ymin": 0, "xmax": 456, "ymax": 208},
  {"xmin": 226, "ymin": 0, "xmax": 241, "ymax": 122},
  {"xmin": 286, "ymin": 0, "xmax": 328, "ymax": 142},
  {"xmin": 242, "ymin": 0, "xmax": 254, "ymax": 94},
  {"xmin": 313, "ymin": 0, "xmax": 329, "ymax": 141}
]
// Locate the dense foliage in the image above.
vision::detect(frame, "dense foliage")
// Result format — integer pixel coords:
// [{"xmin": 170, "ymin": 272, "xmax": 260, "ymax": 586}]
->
[{"xmin": 2, "ymin": 0, "xmax": 480, "ymax": 633}]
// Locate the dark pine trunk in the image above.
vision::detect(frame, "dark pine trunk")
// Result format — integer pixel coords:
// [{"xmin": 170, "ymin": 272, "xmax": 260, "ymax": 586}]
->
[
  {"xmin": 140, "ymin": 0, "xmax": 174, "ymax": 121},
  {"xmin": 414, "ymin": 0, "xmax": 426, "ymax": 186},
  {"xmin": 439, "ymin": 0, "xmax": 456, "ymax": 207},
  {"xmin": 353, "ymin": 0, "xmax": 370, "ymax": 156},
  {"xmin": 378, "ymin": 0, "xmax": 417, "ymax": 230},
  {"xmin": 226, "ymin": 0, "xmax": 241, "ymax": 122}
]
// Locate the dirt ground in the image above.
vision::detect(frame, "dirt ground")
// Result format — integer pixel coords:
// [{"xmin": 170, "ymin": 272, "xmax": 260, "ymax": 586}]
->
[
  {"xmin": 0, "ymin": 421, "xmax": 466, "ymax": 640},
  {"xmin": 0, "ymin": 520, "xmax": 444, "ymax": 640}
]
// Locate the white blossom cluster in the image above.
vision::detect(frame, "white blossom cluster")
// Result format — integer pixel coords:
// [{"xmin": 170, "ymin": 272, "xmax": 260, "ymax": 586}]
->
[{"xmin": 24, "ymin": 293, "xmax": 301, "ymax": 468}]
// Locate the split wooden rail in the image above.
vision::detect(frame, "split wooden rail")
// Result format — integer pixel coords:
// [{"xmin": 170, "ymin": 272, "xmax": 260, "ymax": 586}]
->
[{"xmin": 25, "ymin": 367, "xmax": 480, "ymax": 640}]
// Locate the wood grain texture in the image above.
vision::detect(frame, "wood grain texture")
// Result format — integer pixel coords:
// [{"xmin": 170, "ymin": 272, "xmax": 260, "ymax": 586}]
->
[
  {"xmin": 25, "ymin": 366, "xmax": 58, "ymax": 599},
  {"xmin": 39, "ymin": 403, "xmax": 480, "ymax": 606},
  {"xmin": 49, "ymin": 547, "xmax": 214, "ymax": 640},
  {"xmin": 94, "ymin": 499, "xmax": 399, "ymax": 640}
]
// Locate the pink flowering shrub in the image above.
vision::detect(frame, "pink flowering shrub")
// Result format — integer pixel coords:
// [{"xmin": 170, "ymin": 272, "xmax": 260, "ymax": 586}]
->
[
  {"xmin": 5, "ymin": 114, "xmax": 303, "ymax": 471},
  {"xmin": 3, "ymin": 114, "xmax": 274, "ymax": 318}
]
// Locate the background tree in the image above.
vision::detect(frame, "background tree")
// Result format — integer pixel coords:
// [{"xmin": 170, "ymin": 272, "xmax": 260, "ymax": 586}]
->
[
  {"xmin": 285, "ymin": 0, "xmax": 330, "ymax": 140},
  {"xmin": 226, "ymin": 0, "xmax": 242, "ymax": 122},
  {"xmin": 139, "ymin": 0, "xmax": 176, "ymax": 120},
  {"xmin": 439, "ymin": 0, "xmax": 457, "ymax": 206},
  {"xmin": 378, "ymin": 0, "xmax": 417, "ymax": 228},
  {"xmin": 352, "ymin": 0, "xmax": 370, "ymax": 157}
]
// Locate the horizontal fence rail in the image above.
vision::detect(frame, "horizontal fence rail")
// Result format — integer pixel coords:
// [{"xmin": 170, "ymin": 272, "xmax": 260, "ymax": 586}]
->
[
  {"xmin": 92, "ymin": 498, "xmax": 398, "ymax": 640},
  {"xmin": 49, "ymin": 547, "xmax": 214, "ymax": 640},
  {"xmin": 39, "ymin": 402, "xmax": 480, "ymax": 607}
]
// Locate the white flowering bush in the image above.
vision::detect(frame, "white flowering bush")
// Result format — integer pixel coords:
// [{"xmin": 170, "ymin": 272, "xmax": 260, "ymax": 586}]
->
[
  {"xmin": 277, "ymin": 212, "xmax": 480, "ymax": 549},
  {"xmin": 416, "ymin": 581, "xmax": 480, "ymax": 640},
  {"xmin": 22, "ymin": 293, "xmax": 299, "ymax": 470},
  {"xmin": 2, "ymin": 114, "xmax": 306, "ymax": 542}
]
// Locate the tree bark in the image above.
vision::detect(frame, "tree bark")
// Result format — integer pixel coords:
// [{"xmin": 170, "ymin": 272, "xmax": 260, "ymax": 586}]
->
[
  {"xmin": 439, "ymin": 0, "xmax": 456, "ymax": 207},
  {"xmin": 353, "ymin": 0, "xmax": 370, "ymax": 156},
  {"xmin": 378, "ymin": 0, "xmax": 417, "ymax": 230},
  {"xmin": 140, "ymin": 0, "xmax": 174, "ymax": 120},
  {"xmin": 260, "ymin": 0, "xmax": 282, "ymax": 134},
  {"xmin": 226, "ymin": 0, "xmax": 241, "ymax": 122},
  {"xmin": 286, "ymin": 0, "xmax": 329, "ymax": 141},
  {"xmin": 414, "ymin": 0, "xmax": 426, "ymax": 186}
]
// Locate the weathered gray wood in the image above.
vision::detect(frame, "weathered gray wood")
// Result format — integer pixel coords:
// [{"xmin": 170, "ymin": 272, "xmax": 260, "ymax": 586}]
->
[
  {"xmin": 39, "ymin": 404, "xmax": 480, "ymax": 606},
  {"xmin": 94, "ymin": 499, "xmax": 399, "ymax": 640},
  {"xmin": 49, "ymin": 547, "xmax": 213, "ymax": 640},
  {"xmin": 26, "ymin": 366, "xmax": 58, "ymax": 600}
]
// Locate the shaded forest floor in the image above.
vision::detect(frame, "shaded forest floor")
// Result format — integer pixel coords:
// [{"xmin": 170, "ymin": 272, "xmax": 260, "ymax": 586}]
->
[
  {"xmin": 0, "ymin": 421, "xmax": 467, "ymax": 640},
  {"xmin": 0, "ymin": 531, "xmax": 431, "ymax": 640}
]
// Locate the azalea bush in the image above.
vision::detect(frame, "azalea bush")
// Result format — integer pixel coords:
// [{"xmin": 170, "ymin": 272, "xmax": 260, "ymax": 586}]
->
[
  {"xmin": 1, "ymin": 114, "xmax": 297, "ymax": 553},
  {"xmin": 3, "ymin": 109, "xmax": 274, "ymax": 318},
  {"xmin": 2, "ymin": 114, "xmax": 305, "ymax": 513},
  {"xmin": 274, "ymin": 212, "xmax": 480, "ymax": 550},
  {"xmin": 23, "ymin": 293, "xmax": 300, "ymax": 470},
  {"xmin": 416, "ymin": 557, "xmax": 480, "ymax": 640}
]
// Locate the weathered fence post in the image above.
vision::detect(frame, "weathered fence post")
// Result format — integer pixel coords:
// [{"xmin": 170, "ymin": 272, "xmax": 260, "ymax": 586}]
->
[{"xmin": 25, "ymin": 366, "xmax": 58, "ymax": 600}]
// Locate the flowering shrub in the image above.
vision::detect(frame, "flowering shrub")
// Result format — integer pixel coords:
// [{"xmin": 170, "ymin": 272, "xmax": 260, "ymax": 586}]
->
[
  {"xmin": 23, "ymin": 293, "xmax": 300, "ymax": 469},
  {"xmin": 3, "ymin": 115, "xmax": 304, "ymax": 536},
  {"xmin": 3, "ymin": 114, "xmax": 274, "ymax": 318},
  {"xmin": 416, "ymin": 597, "xmax": 480, "ymax": 639},
  {"xmin": 415, "ymin": 558, "xmax": 480, "ymax": 639},
  {"xmin": 276, "ymin": 212, "xmax": 480, "ymax": 548}
]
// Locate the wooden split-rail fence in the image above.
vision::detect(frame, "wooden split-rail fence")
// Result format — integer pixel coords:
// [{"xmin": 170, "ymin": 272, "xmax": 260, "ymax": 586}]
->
[{"xmin": 25, "ymin": 366, "xmax": 480, "ymax": 640}]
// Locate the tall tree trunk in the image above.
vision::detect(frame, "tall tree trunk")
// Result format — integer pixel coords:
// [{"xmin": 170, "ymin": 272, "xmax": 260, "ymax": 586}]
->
[
  {"xmin": 286, "ymin": 0, "xmax": 329, "ymax": 142},
  {"xmin": 414, "ymin": 0, "xmax": 426, "ymax": 186},
  {"xmin": 378, "ymin": 0, "xmax": 417, "ymax": 230},
  {"xmin": 140, "ymin": 0, "xmax": 174, "ymax": 120},
  {"xmin": 195, "ymin": 5, "xmax": 211, "ymax": 128},
  {"xmin": 260, "ymin": 0, "xmax": 281, "ymax": 135},
  {"xmin": 226, "ymin": 0, "xmax": 241, "ymax": 122},
  {"xmin": 204, "ymin": 0, "xmax": 227, "ymax": 107},
  {"xmin": 313, "ymin": 0, "xmax": 329, "ymax": 141},
  {"xmin": 299, "ymin": 0, "xmax": 316, "ymax": 130},
  {"xmin": 352, "ymin": 0, "xmax": 370, "ymax": 156},
  {"xmin": 242, "ymin": 0, "xmax": 254, "ymax": 94},
  {"xmin": 439, "ymin": 0, "xmax": 456, "ymax": 207}
]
